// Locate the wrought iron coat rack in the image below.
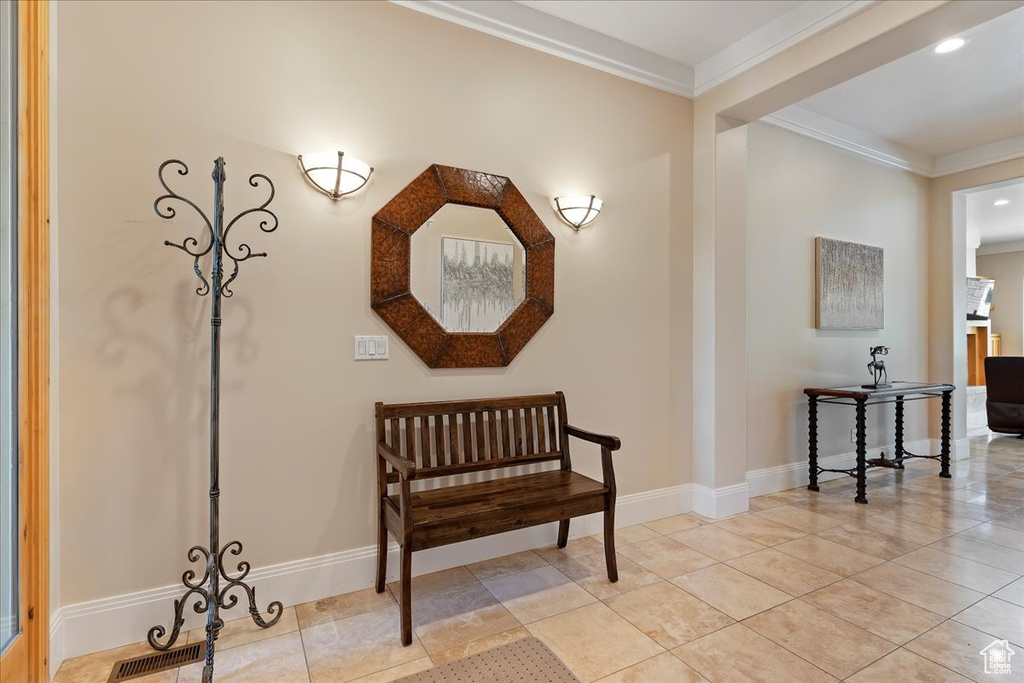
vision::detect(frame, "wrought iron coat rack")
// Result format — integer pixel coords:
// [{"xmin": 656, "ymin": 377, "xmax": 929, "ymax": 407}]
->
[{"xmin": 147, "ymin": 157, "xmax": 283, "ymax": 683}]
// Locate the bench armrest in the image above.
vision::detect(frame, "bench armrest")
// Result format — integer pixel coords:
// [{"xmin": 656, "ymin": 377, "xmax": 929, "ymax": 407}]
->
[
  {"xmin": 565, "ymin": 424, "xmax": 621, "ymax": 451},
  {"xmin": 378, "ymin": 442, "xmax": 417, "ymax": 479}
]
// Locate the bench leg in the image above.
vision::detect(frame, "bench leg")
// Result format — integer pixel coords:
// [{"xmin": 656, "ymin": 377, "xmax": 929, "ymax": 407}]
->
[
  {"xmin": 557, "ymin": 519, "xmax": 570, "ymax": 548},
  {"xmin": 400, "ymin": 544, "xmax": 413, "ymax": 646},
  {"xmin": 375, "ymin": 506, "xmax": 388, "ymax": 593},
  {"xmin": 604, "ymin": 506, "xmax": 618, "ymax": 582}
]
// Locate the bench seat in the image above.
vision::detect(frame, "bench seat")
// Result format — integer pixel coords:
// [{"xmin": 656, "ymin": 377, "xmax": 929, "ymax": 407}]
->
[{"xmin": 386, "ymin": 470, "xmax": 608, "ymax": 551}]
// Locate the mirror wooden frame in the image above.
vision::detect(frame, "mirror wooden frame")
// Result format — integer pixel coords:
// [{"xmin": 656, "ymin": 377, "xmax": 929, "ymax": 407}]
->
[{"xmin": 371, "ymin": 164, "xmax": 554, "ymax": 368}]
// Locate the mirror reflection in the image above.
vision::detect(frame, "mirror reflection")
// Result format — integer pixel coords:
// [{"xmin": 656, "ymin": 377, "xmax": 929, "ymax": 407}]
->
[{"xmin": 410, "ymin": 204, "xmax": 526, "ymax": 333}]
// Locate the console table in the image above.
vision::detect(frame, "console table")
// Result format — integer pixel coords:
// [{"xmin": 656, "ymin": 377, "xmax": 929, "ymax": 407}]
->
[{"xmin": 804, "ymin": 382, "xmax": 954, "ymax": 504}]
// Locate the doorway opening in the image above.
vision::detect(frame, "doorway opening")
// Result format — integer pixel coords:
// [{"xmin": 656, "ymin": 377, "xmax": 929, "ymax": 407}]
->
[{"xmin": 958, "ymin": 177, "xmax": 1024, "ymax": 438}]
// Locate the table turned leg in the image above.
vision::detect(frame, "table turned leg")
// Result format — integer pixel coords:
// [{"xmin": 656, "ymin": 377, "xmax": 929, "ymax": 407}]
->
[
  {"xmin": 807, "ymin": 396, "xmax": 819, "ymax": 491},
  {"xmin": 894, "ymin": 396, "xmax": 905, "ymax": 469},
  {"xmin": 855, "ymin": 397, "xmax": 868, "ymax": 504},
  {"xmin": 940, "ymin": 390, "xmax": 952, "ymax": 478}
]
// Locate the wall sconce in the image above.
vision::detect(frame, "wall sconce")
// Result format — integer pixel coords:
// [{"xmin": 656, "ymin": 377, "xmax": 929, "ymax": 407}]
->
[
  {"xmin": 553, "ymin": 195, "xmax": 603, "ymax": 231},
  {"xmin": 297, "ymin": 151, "xmax": 374, "ymax": 200}
]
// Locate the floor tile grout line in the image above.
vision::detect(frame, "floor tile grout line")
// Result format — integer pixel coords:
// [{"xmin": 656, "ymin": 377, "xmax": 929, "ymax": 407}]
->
[
  {"xmin": 842, "ymin": 559, "xmax": 993, "ymax": 617},
  {"xmin": 525, "ymin": 599, "xmax": 670, "ymax": 679},
  {"xmin": 946, "ymin": 593, "xmax": 1024, "ymax": 647},
  {"xmin": 798, "ymin": 585, "xmax": 950, "ymax": 646},
  {"xmin": 670, "ymin": 571, "xmax": 802, "ymax": 622},
  {"xmin": 904, "ymin": 616, "xmax": 1017, "ymax": 679},
  {"xmin": 296, "ymin": 609, "xmax": 314, "ymax": 683},
  {"xmin": 599, "ymin": 586, "xmax": 738, "ymax": 651},
  {"xmin": 839, "ymin": 644, "xmax": 966, "ymax": 682},
  {"xmin": 303, "ymin": 600, "xmax": 402, "ymax": 634},
  {"xmin": 924, "ymin": 535, "xmax": 1024, "ymax": 573},
  {"xmin": 889, "ymin": 547, "xmax": 1022, "ymax": 594},
  {"xmin": 464, "ymin": 549, "xmax": 554, "ymax": 584},
  {"xmin": 739, "ymin": 595, "xmax": 928, "ymax": 681},
  {"xmin": 958, "ymin": 526, "xmax": 1024, "ymax": 552},
  {"xmin": 592, "ymin": 650, "xmax": 672, "ymax": 682},
  {"xmin": 478, "ymin": 564, "xmax": 593, "ymax": 628},
  {"xmin": 714, "ymin": 618, "xmax": 847, "ymax": 682},
  {"xmin": 836, "ymin": 644, "xmax": 899, "ymax": 681}
]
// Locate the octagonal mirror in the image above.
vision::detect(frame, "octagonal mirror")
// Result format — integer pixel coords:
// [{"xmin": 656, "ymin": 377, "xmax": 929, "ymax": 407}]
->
[
  {"xmin": 410, "ymin": 205, "xmax": 526, "ymax": 333},
  {"xmin": 371, "ymin": 164, "xmax": 554, "ymax": 368}
]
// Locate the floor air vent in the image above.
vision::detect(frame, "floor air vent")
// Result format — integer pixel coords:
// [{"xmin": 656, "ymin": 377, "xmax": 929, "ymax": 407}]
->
[{"xmin": 108, "ymin": 642, "xmax": 205, "ymax": 682}]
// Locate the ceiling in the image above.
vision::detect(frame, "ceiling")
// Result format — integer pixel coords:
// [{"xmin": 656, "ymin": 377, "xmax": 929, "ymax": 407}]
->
[
  {"xmin": 399, "ymin": 0, "xmax": 1024, "ymax": 175},
  {"xmin": 516, "ymin": 0, "xmax": 801, "ymax": 67},
  {"xmin": 969, "ymin": 181, "xmax": 1024, "ymax": 247},
  {"xmin": 396, "ymin": 0, "xmax": 869, "ymax": 95},
  {"xmin": 790, "ymin": 8, "xmax": 1024, "ymax": 159}
]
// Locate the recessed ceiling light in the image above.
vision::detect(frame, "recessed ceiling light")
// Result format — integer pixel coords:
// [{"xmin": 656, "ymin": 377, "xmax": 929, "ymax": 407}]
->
[
  {"xmin": 993, "ymin": 199, "xmax": 1010, "ymax": 206},
  {"xmin": 934, "ymin": 37, "xmax": 966, "ymax": 54}
]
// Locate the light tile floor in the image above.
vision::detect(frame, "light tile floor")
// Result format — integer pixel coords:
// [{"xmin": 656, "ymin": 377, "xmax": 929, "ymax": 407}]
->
[{"xmin": 56, "ymin": 434, "xmax": 1024, "ymax": 682}]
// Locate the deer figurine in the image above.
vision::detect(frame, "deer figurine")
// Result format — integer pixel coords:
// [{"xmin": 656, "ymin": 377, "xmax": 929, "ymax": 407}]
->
[{"xmin": 864, "ymin": 345, "xmax": 891, "ymax": 389}]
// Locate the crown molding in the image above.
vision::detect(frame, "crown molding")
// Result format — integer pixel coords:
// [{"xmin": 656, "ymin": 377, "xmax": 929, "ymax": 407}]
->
[
  {"xmin": 693, "ymin": 1, "xmax": 876, "ymax": 95},
  {"xmin": 763, "ymin": 106, "xmax": 934, "ymax": 176},
  {"xmin": 934, "ymin": 136, "xmax": 1024, "ymax": 177},
  {"xmin": 977, "ymin": 239, "xmax": 1024, "ymax": 256},
  {"xmin": 765, "ymin": 107, "xmax": 1024, "ymax": 179},
  {"xmin": 391, "ymin": 0, "xmax": 695, "ymax": 97}
]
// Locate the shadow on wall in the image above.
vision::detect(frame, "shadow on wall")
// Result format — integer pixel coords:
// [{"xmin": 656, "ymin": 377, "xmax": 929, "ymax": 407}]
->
[{"xmin": 98, "ymin": 280, "xmax": 261, "ymax": 557}]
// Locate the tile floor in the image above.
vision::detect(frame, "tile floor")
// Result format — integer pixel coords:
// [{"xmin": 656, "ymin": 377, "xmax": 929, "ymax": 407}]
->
[{"xmin": 56, "ymin": 434, "xmax": 1024, "ymax": 682}]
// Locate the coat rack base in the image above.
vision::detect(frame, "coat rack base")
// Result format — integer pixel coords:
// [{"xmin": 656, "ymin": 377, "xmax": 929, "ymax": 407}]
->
[{"xmin": 147, "ymin": 541, "xmax": 283, "ymax": 679}]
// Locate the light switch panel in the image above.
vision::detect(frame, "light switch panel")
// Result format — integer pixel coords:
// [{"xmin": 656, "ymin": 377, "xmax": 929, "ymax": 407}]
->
[{"xmin": 355, "ymin": 335, "xmax": 389, "ymax": 361}]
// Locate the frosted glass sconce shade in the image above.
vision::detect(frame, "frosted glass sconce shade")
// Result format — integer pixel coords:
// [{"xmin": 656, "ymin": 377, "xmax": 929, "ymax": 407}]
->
[
  {"xmin": 553, "ymin": 195, "xmax": 603, "ymax": 230},
  {"xmin": 298, "ymin": 151, "xmax": 373, "ymax": 200}
]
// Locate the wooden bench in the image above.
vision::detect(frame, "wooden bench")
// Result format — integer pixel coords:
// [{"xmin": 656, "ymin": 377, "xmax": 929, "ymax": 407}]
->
[{"xmin": 374, "ymin": 392, "xmax": 622, "ymax": 645}]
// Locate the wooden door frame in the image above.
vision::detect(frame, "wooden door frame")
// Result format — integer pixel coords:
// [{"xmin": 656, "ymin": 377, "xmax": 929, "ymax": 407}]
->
[
  {"xmin": 17, "ymin": 0, "xmax": 49, "ymax": 680},
  {"xmin": 0, "ymin": 0, "xmax": 23, "ymax": 677}
]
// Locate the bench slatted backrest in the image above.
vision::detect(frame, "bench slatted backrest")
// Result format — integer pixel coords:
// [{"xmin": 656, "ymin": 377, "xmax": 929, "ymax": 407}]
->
[{"xmin": 376, "ymin": 394, "xmax": 567, "ymax": 480}]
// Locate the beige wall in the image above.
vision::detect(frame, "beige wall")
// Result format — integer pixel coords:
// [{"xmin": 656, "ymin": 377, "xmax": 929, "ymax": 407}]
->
[
  {"xmin": 746, "ymin": 123, "xmax": 931, "ymax": 472},
  {"xmin": 56, "ymin": 0, "xmax": 693, "ymax": 605},
  {"xmin": 977, "ymin": 251, "xmax": 1024, "ymax": 357}
]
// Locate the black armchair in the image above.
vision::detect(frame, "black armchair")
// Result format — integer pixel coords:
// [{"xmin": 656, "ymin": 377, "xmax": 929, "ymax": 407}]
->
[{"xmin": 985, "ymin": 357, "xmax": 1024, "ymax": 437}]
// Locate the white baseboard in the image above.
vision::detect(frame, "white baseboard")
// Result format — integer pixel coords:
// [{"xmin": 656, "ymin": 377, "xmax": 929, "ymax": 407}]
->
[
  {"xmin": 49, "ymin": 483, "xmax": 694, "ymax": 670},
  {"xmin": 691, "ymin": 482, "xmax": 749, "ymax": 519},
  {"xmin": 49, "ymin": 610, "xmax": 65, "ymax": 681},
  {"xmin": 955, "ymin": 437, "xmax": 970, "ymax": 461},
  {"xmin": 746, "ymin": 439, "xmax": 937, "ymax": 498}
]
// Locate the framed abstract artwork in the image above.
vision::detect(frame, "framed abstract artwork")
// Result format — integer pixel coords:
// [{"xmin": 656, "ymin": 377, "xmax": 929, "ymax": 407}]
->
[{"xmin": 815, "ymin": 237, "xmax": 884, "ymax": 330}]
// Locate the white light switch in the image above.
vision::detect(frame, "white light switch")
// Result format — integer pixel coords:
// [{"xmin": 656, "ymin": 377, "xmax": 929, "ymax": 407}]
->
[{"xmin": 355, "ymin": 335, "xmax": 389, "ymax": 361}]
